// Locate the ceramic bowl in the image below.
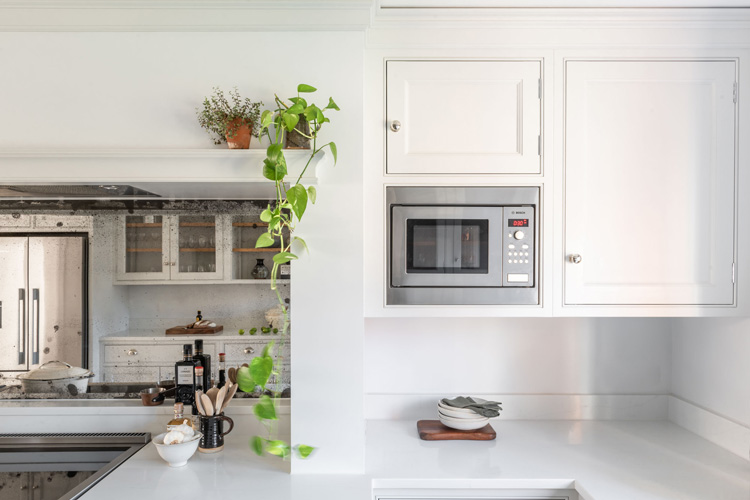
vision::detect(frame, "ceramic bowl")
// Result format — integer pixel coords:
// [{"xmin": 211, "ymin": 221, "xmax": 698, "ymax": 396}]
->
[
  {"xmin": 153, "ymin": 432, "xmax": 202, "ymax": 467},
  {"xmin": 437, "ymin": 397, "xmax": 489, "ymax": 414},
  {"xmin": 438, "ymin": 413, "xmax": 489, "ymax": 431},
  {"xmin": 437, "ymin": 405, "xmax": 487, "ymax": 419}
]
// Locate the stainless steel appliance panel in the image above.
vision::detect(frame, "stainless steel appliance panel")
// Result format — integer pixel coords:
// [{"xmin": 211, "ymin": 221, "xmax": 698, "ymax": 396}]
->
[
  {"xmin": 27, "ymin": 237, "xmax": 85, "ymax": 369},
  {"xmin": 391, "ymin": 206, "xmax": 504, "ymax": 287},
  {"xmin": 0, "ymin": 237, "xmax": 28, "ymax": 371}
]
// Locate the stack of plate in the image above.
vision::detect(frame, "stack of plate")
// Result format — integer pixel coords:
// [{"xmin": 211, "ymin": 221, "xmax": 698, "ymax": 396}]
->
[{"xmin": 437, "ymin": 399, "xmax": 490, "ymax": 430}]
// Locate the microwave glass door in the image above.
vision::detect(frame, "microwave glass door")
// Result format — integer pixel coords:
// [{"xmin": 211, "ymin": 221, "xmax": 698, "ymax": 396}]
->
[{"xmin": 391, "ymin": 206, "xmax": 503, "ymax": 287}]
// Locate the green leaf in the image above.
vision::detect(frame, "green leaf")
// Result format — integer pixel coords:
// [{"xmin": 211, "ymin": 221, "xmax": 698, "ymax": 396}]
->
[
  {"xmin": 282, "ymin": 112, "xmax": 300, "ymax": 132},
  {"xmin": 263, "ymin": 144, "xmax": 287, "ymax": 181},
  {"xmin": 293, "ymin": 236, "xmax": 309, "ymax": 254},
  {"xmin": 255, "ymin": 232, "xmax": 275, "ymax": 248},
  {"xmin": 236, "ymin": 365, "xmax": 256, "ymax": 393},
  {"xmin": 253, "ymin": 395, "xmax": 278, "ymax": 420},
  {"xmin": 315, "ymin": 107, "xmax": 325, "ymax": 123},
  {"xmin": 328, "ymin": 142, "xmax": 337, "ymax": 165},
  {"xmin": 287, "ymin": 102, "xmax": 305, "ymax": 115},
  {"xmin": 249, "ymin": 355, "xmax": 273, "ymax": 388},
  {"xmin": 251, "ymin": 436, "xmax": 264, "ymax": 456},
  {"xmin": 307, "ymin": 185, "xmax": 317, "ymax": 204},
  {"xmin": 325, "ymin": 97, "xmax": 340, "ymax": 111},
  {"xmin": 266, "ymin": 440, "xmax": 291, "ymax": 458},
  {"xmin": 294, "ymin": 444, "xmax": 315, "ymax": 459},
  {"xmin": 286, "ymin": 184, "xmax": 308, "ymax": 221},
  {"xmin": 260, "ymin": 209, "xmax": 272, "ymax": 222},
  {"xmin": 260, "ymin": 110, "xmax": 273, "ymax": 129},
  {"xmin": 297, "ymin": 83, "xmax": 317, "ymax": 93},
  {"xmin": 289, "ymin": 97, "xmax": 308, "ymax": 109},
  {"xmin": 262, "ymin": 340, "xmax": 275, "ymax": 358},
  {"xmin": 303, "ymin": 105, "xmax": 319, "ymax": 123},
  {"xmin": 273, "ymin": 252, "xmax": 298, "ymax": 265}
]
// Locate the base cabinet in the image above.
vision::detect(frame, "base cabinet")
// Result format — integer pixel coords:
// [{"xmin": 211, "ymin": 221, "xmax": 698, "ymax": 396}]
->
[{"xmin": 564, "ymin": 59, "xmax": 737, "ymax": 306}]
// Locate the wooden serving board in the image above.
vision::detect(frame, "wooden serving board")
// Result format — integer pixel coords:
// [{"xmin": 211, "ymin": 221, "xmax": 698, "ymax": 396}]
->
[
  {"xmin": 417, "ymin": 420, "xmax": 496, "ymax": 441},
  {"xmin": 165, "ymin": 325, "xmax": 223, "ymax": 335}
]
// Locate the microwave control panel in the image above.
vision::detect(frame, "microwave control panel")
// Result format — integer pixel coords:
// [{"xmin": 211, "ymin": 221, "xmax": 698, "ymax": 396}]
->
[{"xmin": 502, "ymin": 206, "xmax": 535, "ymax": 287}]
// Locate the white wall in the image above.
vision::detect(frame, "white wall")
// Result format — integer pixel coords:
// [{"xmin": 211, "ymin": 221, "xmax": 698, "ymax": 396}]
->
[
  {"xmin": 672, "ymin": 318, "xmax": 750, "ymax": 427},
  {"xmin": 0, "ymin": 30, "xmax": 365, "ymax": 474}
]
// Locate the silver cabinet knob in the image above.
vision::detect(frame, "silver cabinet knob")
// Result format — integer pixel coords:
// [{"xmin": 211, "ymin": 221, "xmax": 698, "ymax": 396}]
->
[
  {"xmin": 389, "ymin": 120, "xmax": 401, "ymax": 132},
  {"xmin": 244, "ymin": 347, "xmax": 255, "ymax": 355},
  {"xmin": 569, "ymin": 254, "xmax": 582, "ymax": 264},
  {"xmin": 127, "ymin": 349, "xmax": 138, "ymax": 356}
]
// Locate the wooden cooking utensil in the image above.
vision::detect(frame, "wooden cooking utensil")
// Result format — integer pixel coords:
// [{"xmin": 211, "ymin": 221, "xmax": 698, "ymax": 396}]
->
[
  {"xmin": 220, "ymin": 383, "xmax": 238, "ymax": 413},
  {"xmin": 206, "ymin": 387, "xmax": 219, "ymax": 408},
  {"xmin": 201, "ymin": 393, "xmax": 214, "ymax": 416},
  {"xmin": 227, "ymin": 367, "xmax": 236, "ymax": 384},
  {"xmin": 214, "ymin": 385, "xmax": 227, "ymax": 416},
  {"xmin": 195, "ymin": 390, "xmax": 205, "ymax": 415}
]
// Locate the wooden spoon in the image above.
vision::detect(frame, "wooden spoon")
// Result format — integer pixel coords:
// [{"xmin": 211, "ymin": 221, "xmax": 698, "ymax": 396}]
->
[
  {"xmin": 220, "ymin": 383, "xmax": 238, "ymax": 413},
  {"xmin": 227, "ymin": 367, "xmax": 236, "ymax": 384},
  {"xmin": 206, "ymin": 387, "xmax": 219, "ymax": 409},
  {"xmin": 214, "ymin": 385, "xmax": 227, "ymax": 416},
  {"xmin": 201, "ymin": 393, "xmax": 214, "ymax": 416},
  {"xmin": 195, "ymin": 390, "xmax": 205, "ymax": 416}
]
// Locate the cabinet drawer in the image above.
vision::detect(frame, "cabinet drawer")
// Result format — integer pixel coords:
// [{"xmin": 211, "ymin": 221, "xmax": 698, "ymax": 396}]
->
[
  {"xmin": 101, "ymin": 366, "xmax": 160, "ymax": 384},
  {"xmin": 223, "ymin": 342, "xmax": 267, "ymax": 363},
  {"xmin": 103, "ymin": 342, "xmax": 217, "ymax": 365},
  {"xmin": 0, "ymin": 214, "xmax": 31, "ymax": 229},
  {"xmin": 34, "ymin": 215, "xmax": 91, "ymax": 229}
]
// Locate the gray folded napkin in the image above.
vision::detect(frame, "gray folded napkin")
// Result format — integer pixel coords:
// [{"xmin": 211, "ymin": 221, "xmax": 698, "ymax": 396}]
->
[{"xmin": 441, "ymin": 396, "xmax": 502, "ymax": 418}]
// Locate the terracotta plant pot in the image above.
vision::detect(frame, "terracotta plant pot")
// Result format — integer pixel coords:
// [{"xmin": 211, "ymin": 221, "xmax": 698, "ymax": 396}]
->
[{"xmin": 225, "ymin": 118, "xmax": 252, "ymax": 149}]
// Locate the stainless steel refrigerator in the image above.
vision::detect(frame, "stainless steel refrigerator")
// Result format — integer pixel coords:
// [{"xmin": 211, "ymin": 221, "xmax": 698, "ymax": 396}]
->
[{"xmin": 0, "ymin": 235, "xmax": 88, "ymax": 374}]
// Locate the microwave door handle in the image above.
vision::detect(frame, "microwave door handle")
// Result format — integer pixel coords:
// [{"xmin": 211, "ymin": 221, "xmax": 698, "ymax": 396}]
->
[
  {"xmin": 31, "ymin": 288, "xmax": 39, "ymax": 365},
  {"xmin": 18, "ymin": 289, "xmax": 25, "ymax": 365}
]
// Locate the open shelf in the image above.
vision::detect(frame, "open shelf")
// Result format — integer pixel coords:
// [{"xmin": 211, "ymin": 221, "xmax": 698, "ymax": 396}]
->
[
  {"xmin": 126, "ymin": 248, "xmax": 162, "ymax": 253},
  {"xmin": 126, "ymin": 223, "xmax": 162, "ymax": 228},
  {"xmin": 233, "ymin": 248, "xmax": 281, "ymax": 253},
  {"xmin": 179, "ymin": 248, "xmax": 216, "ymax": 252},
  {"xmin": 233, "ymin": 222, "xmax": 269, "ymax": 227},
  {"xmin": 180, "ymin": 222, "xmax": 216, "ymax": 227}
]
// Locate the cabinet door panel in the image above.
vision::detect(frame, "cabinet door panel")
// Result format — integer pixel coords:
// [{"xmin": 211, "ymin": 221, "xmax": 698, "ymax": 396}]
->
[
  {"xmin": 387, "ymin": 60, "xmax": 541, "ymax": 174},
  {"xmin": 565, "ymin": 60, "xmax": 736, "ymax": 305},
  {"xmin": 115, "ymin": 215, "xmax": 170, "ymax": 281}
]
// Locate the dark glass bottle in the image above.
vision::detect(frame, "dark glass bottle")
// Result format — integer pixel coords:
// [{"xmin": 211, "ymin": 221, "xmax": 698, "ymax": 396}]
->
[
  {"xmin": 217, "ymin": 352, "xmax": 226, "ymax": 389},
  {"xmin": 193, "ymin": 339, "xmax": 211, "ymax": 391},
  {"xmin": 196, "ymin": 310, "xmax": 202, "ymax": 322},
  {"xmin": 175, "ymin": 344, "xmax": 198, "ymax": 414}
]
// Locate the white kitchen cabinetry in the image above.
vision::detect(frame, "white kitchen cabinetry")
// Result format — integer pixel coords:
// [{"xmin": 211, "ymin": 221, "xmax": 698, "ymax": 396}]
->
[
  {"xmin": 115, "ymin": 214, "xmax": 223, "ymax": 283},
  {"xmin": 99, "ymin": 335, "xmax": 288, "ymax": 385},
  {"xmin": 564, "ymin": 60, "xmax": 737, "ymax": 306},
  {"xmin": 386, "ymin": 60, "xmax": 542, "ymax": 175},
  {"xmin": 0, "ymin": 214, "xmax": 91, "ymax": 231}
]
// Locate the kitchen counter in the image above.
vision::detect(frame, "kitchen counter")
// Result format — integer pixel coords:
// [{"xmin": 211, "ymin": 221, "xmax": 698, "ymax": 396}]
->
[
  {"xmin": 75, "ymin": 419, "xmax": 750, "ymax": 500},
  {"xmin": 99, "ymin": 329, "xmax": 283, "ymax": 341}
]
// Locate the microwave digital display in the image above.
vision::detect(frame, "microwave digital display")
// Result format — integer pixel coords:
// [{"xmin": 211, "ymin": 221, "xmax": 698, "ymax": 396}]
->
[{"xmin": 508, "ymin": 219, "xmax": 529, "ymax": 227}]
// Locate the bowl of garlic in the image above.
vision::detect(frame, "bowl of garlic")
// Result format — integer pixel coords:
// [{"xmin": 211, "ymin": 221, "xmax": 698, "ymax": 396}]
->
[{"xmin": 153, "ymin": 425, "xmax": 202, "ymax": 467}]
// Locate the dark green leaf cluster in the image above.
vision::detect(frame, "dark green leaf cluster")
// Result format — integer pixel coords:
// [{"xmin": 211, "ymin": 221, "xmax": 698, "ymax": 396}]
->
[{"xmin": 196, "ymin": 87, "xmax": 263, "ymax": 144}]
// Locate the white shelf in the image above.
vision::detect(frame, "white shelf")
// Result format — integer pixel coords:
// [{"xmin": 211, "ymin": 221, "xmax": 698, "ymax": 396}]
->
[{"xmin": 0, "ymin": 149, "xmax": 328, "ymax": 199}]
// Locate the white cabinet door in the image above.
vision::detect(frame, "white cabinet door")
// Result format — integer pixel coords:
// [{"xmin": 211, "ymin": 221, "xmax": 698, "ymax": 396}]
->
[
  {"xmin": 386, "ymin": 60, "xmax": 541, "ymax": 175},
  {"xmin": 115, "ymin": 215, "xmax": 171, "ymax": 281},
  {"xmin": 564, "ymin": 60, "xmax": 736, "ymax": 305}
]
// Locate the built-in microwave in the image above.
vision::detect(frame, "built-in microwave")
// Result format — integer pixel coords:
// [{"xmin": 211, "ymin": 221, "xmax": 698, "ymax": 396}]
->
[{"xmin": 386, "ymin": 186, "xmax": 539, "ymax": 305}]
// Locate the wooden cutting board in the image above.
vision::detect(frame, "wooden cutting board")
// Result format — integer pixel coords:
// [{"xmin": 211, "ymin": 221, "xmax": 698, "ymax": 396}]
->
[
  {"xmin": 165, "ymin": 325, "xmax": 223, "ymax": 335},
  {"xmin": 417, "ymin": 420, "xmax": 496, "ymax": 441}
]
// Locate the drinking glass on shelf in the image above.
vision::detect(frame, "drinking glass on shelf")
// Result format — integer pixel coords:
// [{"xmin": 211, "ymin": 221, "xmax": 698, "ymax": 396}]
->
[
  {"xmin": 208, "ymin": 236, "xmax": 215, "ymax": 248},
  {"xmin": 186, "ymin": 265, "xmax": 194, "ymax": 273},
  {"xmin": 188, "ymin": 235, "xmax": 197, "ymax": 248},
  {"xmin": 208, "ymin": 263, "xmax": 216, "ymax": 272},
  {"xmin": 180, "ymin": 264, "xmax": 187, "ymax": 272},
  {"xmin": 198, "ymin": 235, "xmax": 207, "ymax": 248},
  {"xmin": 137, "ymin": 231, "xmax": 147, "ymax": 243},
  {"xmin": 197, "ymin": 265, "xmax": 205, "ymax": 273},
  {"xmin": 150, "ymin": 231, "xmax": 160, "ymax": 244}
]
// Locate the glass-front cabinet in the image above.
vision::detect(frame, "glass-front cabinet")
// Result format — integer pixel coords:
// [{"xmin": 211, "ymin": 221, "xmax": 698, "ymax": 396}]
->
[
  {"xmin": 172, "ymin": 215, "xmax": 222, "ymax": 281},
  {"xmin": 116, "ymin": 215, "xmax": 222, "ymax": 282}
]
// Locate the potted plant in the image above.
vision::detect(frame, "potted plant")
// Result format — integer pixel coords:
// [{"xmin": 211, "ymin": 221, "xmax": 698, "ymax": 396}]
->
[
  {"xmin": 197, "ymin": 87, "xmax": 262, "ymax": 149},
  {"xmin": 235, "ymin": 84, "xmax": 339, "ymax": 460}
]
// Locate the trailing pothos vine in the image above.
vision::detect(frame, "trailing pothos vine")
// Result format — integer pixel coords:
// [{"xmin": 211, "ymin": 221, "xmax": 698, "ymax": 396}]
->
[{"xmin": 235, "ymin": 84, "xmax": 339, "ymax": 460}]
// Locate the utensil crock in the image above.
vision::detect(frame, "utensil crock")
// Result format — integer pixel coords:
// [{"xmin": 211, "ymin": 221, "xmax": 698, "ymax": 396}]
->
[{"xmin": 198, "ymin": 413, "xmax": 234, "ymax": 453}]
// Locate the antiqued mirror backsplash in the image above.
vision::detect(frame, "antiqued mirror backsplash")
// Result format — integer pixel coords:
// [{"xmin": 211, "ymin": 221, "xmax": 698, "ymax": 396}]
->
[{"xmin": 0, "ymin": 202, "xmax": 291, "ymax": 400}]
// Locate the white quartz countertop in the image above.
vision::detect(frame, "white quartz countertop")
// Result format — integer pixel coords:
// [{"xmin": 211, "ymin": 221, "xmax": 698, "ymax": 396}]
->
[{"xmin": 77, "ymin": 419, "xmax": 750, "ymax": 500}]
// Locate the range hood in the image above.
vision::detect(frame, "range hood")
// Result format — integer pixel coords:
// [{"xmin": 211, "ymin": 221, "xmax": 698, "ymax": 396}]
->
[{"xmin": 0, "ymin": 149, "xmax": 327, "ymax": 201}]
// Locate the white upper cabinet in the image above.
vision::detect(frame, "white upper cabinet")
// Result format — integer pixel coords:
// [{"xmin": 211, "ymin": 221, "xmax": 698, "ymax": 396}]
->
[
  {"xmin": 564, "ymin": 60, "xmax": 737, "ymax": 306},
  {"xmin": 386, "ymin": 60, "xmax": 542, "ymax": 175}
]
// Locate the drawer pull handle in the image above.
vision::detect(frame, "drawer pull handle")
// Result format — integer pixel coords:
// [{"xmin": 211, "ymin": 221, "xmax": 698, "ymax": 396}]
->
[
  {"xmin": 244, "ymin": 347, "xmax": 255, "ymax": 355},
  {"xmin": 389, "ymin": 120, "xmax": 402, "ymax": 132},
  {"xmin": 569, "ymin": 254, "xmax": 582, "ymax": 264},
  {"xmin": 127, "ymin": 349, "xmax": 138, "ymax": 356}
]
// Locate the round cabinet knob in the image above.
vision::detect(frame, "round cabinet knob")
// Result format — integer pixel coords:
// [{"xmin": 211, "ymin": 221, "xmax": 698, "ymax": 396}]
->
[
  {"xmin": 513, "ymin": 230, "xmax": 525, "ymax": 240},
  {"xmin": 389, "ymin": 120, "xmax": 401, "ymax": 132},
  {"xmin": 244, "ymin": 347, "xmax": 255, "ymax": 355},
  {"xmin": 569, "ymin": 254, "xmax": 582, "ymax": 264},
  {"xmin": 126, "ymin": 349, "xmax": 138, "ymax": 356}
]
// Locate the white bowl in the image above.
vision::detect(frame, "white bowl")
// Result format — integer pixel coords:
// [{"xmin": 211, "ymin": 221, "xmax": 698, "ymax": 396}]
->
[
  {"xmin": 437, "ymin": 397, "xmax": 490, "ymax": 414},
  {"xmin": 153, "ymin": 432, "xmax": 202, "ymax": 467},
  {"xmin": 438, "ymin": 413, "xmax": 489, "ymax": 431},
  {"xmin": 437, "ymin": 405, "xmax": 488, "ymax": 419}
]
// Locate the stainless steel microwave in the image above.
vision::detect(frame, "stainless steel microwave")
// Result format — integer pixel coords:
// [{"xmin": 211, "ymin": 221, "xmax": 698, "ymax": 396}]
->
[{"xmin": 387, "ymin": 186, "xmax": 539, "ymax": 305}]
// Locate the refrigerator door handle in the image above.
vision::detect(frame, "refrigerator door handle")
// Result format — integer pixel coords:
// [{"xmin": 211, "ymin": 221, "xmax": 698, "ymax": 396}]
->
[
  {"xmin": 18, "ymin": 289, "xmax": 25, "ymax": 365},
  {"xmin": 32, "ymin": 288, "xmax": 40, "ymax": 365}
]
